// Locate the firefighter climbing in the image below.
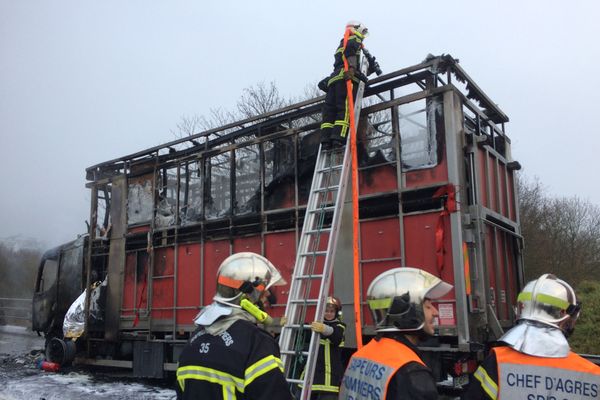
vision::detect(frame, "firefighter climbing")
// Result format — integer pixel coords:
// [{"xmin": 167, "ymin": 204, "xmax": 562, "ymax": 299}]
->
[
  {"xmin": 319, "ymin": 20, "xmax": 381, "ymax": 149},
  {"xmin": 279, "ymin": 20, "xmax": 378, "ymax": 399}
]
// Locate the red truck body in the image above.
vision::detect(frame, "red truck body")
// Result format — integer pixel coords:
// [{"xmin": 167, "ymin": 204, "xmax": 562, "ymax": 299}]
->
[{"xmin": 33, "ymin": 55, "xmax": 523, "ymax": 380}]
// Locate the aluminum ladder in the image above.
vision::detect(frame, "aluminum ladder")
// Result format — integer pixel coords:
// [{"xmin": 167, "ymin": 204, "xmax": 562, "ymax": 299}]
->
[{"xmin": 278, "ymin": 58, "xmax": 368, "ymax": 399}]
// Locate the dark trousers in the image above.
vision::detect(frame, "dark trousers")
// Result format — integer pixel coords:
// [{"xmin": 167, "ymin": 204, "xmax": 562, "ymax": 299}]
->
[{"xmin": 321, "ymin": 79, "xmax": 357, "ymax": 144}]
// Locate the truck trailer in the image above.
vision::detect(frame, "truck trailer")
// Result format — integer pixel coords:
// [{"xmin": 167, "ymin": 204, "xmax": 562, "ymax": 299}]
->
[{"xmin": 32, "ymin": 54, "xmax": 523, "ymax": 385}]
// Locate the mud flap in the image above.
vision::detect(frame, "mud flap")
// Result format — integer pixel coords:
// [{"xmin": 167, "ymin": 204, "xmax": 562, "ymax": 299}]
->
[{"xmin": 133, "ymin": 341, "xmax": 164, "ymax": 379}]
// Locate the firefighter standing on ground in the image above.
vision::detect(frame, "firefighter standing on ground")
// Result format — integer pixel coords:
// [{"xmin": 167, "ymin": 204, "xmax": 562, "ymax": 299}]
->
[
  {"xmin": 320, "ymin": 21, "xmax": 378, "ymax": 148},
  {"xmin": 338, "ymin": 267, "xmax": 453, "ymax": 400},
  {"xmin": 301, "ymin": 296, "xmax": 346, "ymax": 399},
  {"xmin": 176, "ymin": 252, "xmax": 292, "ymax": 400},
  {"xmin": 462, "ymin": 273, "xmax": 600, "ymax": 400}
]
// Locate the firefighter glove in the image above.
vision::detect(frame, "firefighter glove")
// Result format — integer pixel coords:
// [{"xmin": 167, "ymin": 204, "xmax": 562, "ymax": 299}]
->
[
  {"xmin": 355, "ymin": 70, "xmax": 369, "ymax": 83},
  {"xmin": 310, "ymin": 321, "xmax": 334, "ymax": 336}
]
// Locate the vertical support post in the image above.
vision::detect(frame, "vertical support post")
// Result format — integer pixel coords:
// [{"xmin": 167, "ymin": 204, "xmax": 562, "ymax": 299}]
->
[
  {"xmin": 442, "ymin": 90, "xmax": 470, "ymax": 347},
  {"xmin": 105, "ymin": 175, "xmax": 127, "ymax": 341},
  {"xmin": 83, "ymin": 186, "xmax": 97, "ymax": 338}
]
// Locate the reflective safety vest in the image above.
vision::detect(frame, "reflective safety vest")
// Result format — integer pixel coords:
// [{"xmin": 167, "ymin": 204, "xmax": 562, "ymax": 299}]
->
[
  {"xmin": 479, "ymin": 346, "xmax": 600, "ymax": 400},
  {"xmin": 338, "ymin": 337, "xmax": 425, "ymax": 400}
]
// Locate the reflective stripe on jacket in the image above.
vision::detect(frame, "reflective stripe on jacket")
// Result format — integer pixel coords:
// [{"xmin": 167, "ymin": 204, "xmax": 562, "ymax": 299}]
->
[
  {"xmin": 303, "ymin": 320, "xmax": 346, "ymax": 393},
  {"xmin": 475, "ymin": 346, "xmax": 600, "ymax": 400},
  {"xmin": 338, "ymin": 337, "xmax": 425, "ymax": 400},
  {"xmin": 176, "ymin": 319, "xmax": 291, "ymax": 400},
  {"xmin": 332, "ymin": 34, "xmax": 363, "ymax": 73}
]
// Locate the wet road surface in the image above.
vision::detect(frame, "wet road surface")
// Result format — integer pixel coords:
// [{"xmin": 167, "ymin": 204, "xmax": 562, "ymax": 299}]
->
[{"xmin": 0, "ymin": 325, "xmax": 177, "ymax": 400}]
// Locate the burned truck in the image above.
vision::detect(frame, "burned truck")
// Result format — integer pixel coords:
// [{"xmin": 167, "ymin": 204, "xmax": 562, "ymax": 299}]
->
[{"xmin": 33, "ymin": 55, "xmax": 523, "ymax": 382}]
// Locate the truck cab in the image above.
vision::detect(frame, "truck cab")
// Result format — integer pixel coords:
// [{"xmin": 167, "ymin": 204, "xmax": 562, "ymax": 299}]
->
[{"xmin": 32, "ymin": 236, "xmax": 86, "ymax": 341}]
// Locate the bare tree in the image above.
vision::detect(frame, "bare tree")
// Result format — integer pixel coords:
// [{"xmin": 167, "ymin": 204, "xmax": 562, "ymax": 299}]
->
[
  {"xmin": 170, "ymin": 114, "xmax": 203, "ymax": 138},
  {"xmin": 302, "ymin": 81, "xmax": 323, "ymax": 102},
  {"xmin": 172, "ymin": 81, "xmax": 295, "ymax": 140},
  {"xmin": 518, "ymin": 175, "xmax": 600, "ymax": 285},
  {"xmin": 518, "ymin": 176, "xmax": 550, "ymax": 279},
  {"xmin": 236, "ymin": 81, "xmax": 292, "ymax": 119}
]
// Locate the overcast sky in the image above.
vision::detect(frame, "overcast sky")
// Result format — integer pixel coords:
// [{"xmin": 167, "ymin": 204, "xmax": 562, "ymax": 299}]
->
[{"xmin": 1, "ymin": 1, "xmax": 599, "ymax": 248}]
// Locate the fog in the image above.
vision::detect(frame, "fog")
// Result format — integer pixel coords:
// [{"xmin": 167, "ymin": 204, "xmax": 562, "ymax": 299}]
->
[{"xmin": 1, "ymin": 1, "xmax": 599, "ymax": 248}]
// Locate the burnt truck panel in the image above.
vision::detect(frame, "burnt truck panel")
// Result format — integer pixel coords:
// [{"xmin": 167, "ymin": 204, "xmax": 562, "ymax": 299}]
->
[
  {"xmin": 105, "ymin": 175, "xmax": 127, "ymax": 341},
  {"xmin": 36, "ymin": 55, "xmax": 523, "ymax": 379},
  {"xmin": 32, "ymin": 237, "xmax": 85, "ymax": 336}
]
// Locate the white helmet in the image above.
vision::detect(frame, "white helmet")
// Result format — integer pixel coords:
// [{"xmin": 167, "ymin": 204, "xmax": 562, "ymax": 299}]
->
[
  {"xmin": 517, "ymin": 274, "xmax": 580, "ymax": 332},
  {"xmin": 346, "ymin": 20, "xmax": 369, "ymax": 38},
  {"xmin": 214, "ymin": 252, "xmax": 286, "ymax": 306},
  {"xmin": 367, "ymin": 267, "xmax": 452, "ymax": 332}
]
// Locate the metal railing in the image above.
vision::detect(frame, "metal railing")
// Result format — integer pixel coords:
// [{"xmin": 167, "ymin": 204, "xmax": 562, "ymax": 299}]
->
[{"xmin": 0, "ymin": 297, "xmax": 32, "ymax": 326}]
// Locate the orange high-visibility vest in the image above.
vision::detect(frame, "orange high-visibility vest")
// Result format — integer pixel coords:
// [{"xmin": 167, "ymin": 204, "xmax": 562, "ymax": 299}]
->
[
  {"xmin": 338, "ymin": 337, "xmax": 425, "ymax": 400},
  {"xmin": 491, "ymin": 346, "xmax": 600, "ymax": 400}
]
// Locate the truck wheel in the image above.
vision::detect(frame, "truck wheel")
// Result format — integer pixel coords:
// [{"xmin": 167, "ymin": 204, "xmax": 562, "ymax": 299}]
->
[{"xmin": 45, "ymin": 337, "xmax": 76, "ymax": 366}]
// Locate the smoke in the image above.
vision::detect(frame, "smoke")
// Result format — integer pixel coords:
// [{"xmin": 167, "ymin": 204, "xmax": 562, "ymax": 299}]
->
[{"xmin": 0, "ymin": 236, "xmax": 44, "ymax": 299}]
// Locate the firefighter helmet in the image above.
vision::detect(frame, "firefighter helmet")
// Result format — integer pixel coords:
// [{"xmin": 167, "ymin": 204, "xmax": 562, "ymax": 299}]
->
[
  {"xmin": 517, "ymin": 274, "xmax": 580, "ymax": 332},
  {"xmin": 214, "ymin": 252, "xmax": 286, "ymax": 306},
  {"xmin": 367, "ymin": 267, "xmax": 452, "ymax": 332},
  {"xmin": 346, "ymin": 20, "xmax": 369, "ymax": 38}
]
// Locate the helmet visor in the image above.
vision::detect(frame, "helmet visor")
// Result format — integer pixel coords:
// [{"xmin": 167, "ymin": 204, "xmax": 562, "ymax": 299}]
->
[
  {"xmin": 264, "ymin": 263, "xmax": 286, "ymax": 289},
  {"xmin": 367, "ymin": 297, "xmax": 393, "ymax": 329},
  {"xmin": 424, "ymin": 280, "xmax": 453, "ymax": 300},
  {"xmin": 517, "ymin": 291, "xmax": 570, "ymax": 322}
]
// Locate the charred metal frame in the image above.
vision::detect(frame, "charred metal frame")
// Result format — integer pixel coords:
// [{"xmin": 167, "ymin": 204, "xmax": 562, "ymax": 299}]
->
[{"xmin": 80, "ymin": 55, "xmax": 522, "ymax": 362}]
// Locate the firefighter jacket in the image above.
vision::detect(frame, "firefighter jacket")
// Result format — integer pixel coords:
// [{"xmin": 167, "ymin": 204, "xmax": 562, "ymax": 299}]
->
[
  {"xmin": 176, "ymin": 319, "xmax": 292, "ymax": 400},
  {"xmin": 320, "ymin": 31, "xmax": 364, "ymax": 142},
  {"xmin": 303, "ymin": 319, "xmax": 346, "ymax": 394},
  {"xmin": 462, "ymin": 345, "xmax": 600, "ymax": 400},
  {"xmin": 338, "ymin": 334, "xmax": 438, "ymax": 400},
  {"xmin": 327, "ymin": 33, "xmax": 364, "ymax": 87}
]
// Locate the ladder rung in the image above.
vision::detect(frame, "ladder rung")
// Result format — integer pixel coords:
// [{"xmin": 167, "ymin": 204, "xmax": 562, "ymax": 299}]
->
[
  {"xmin": 282, "ymin": 323, "xmax": 312, "ymax": 329},
  {"xmin": 304, "ymin": 228, "xmax": 332, "ymax": 235},
  {"xmin": 286, "ymin": 378, "xmax": 304, "ymax": 385},
  {"xmin": 290, "ymin": 299, "xmax": 318, "ymax": 305},
  {"xmin": 298, "ymin": 251, "xmax": 327, "ymax": 257},
  {"xmin": 316, "ymin": 165, "xmax": 343, "ymax": 173},
  {"xmin": 281, "ymin": 350, "xmax": 310, "ymax": 356},
  {"xmin": 325, "ymin": 146, "xmax": 345, "ymax": 153},
  {"xmin": 294, "ymin": 274, "xmax": 324, "ymax": 279},
  {"xmin": 309, "ymin": 206, "xmax": 335, "ymax": 213},
  {"xmin": 313, "ymin": 185, "xmax": 340, "ymax": 193}
]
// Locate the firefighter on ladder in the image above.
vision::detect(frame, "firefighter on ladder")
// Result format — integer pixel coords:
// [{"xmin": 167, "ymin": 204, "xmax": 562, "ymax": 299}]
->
[
  {"xmin": 462, "ymin": 273, "xmax": 600, "ymax": 400},
  {"xmin": 319, "ymin": 20, "xmax": 380, "ymax": 149},
  {"xmin": 176, "ymin": 252, "xmax": 292, "ymax": 400},
  {"xmin": 338, "ymin": 267, "xmax": 453, "ymax": 400},
  {"xmin": 300, "ymin": 296, "xmax": 346, "ymax": 399}
]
